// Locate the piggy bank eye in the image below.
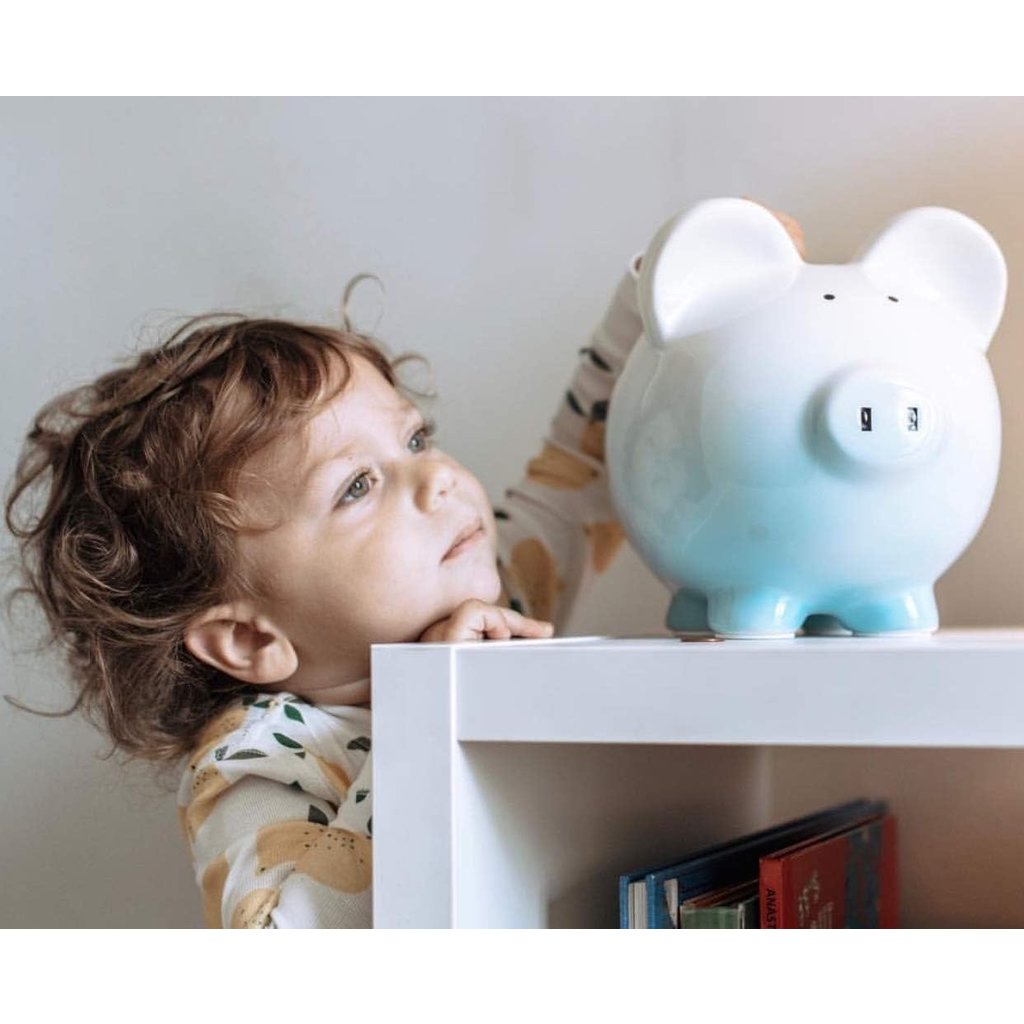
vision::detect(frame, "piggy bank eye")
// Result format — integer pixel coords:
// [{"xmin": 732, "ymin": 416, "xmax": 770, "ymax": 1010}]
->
[
  {"xmin": 823, "ymin": 294, "xmax": 836, "ymax": 301},
  {"xmin": 888, "ymin": 295, "xmax": 900, "ymax": 303}
]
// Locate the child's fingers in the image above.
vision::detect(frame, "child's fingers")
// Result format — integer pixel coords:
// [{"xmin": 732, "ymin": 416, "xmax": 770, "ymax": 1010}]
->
[
  {"xmin": 472, "ymin": 604, "xmax": 513, "ymax": 640},
  {"xmin": 455, "ymin": 602, "xmax": 553, "ymax": 641},
  {"xmin": 418, "ymin": 601, "xmax": 555, "ymax": 642},
  {"xmin": 492, "ymin": 607, "xmax": 555, "ymax": 639}
]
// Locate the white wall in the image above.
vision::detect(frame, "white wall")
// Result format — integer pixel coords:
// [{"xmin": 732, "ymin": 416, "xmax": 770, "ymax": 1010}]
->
[{"xmin": 2, "ymin": 97, "xmax": 1022, "ymax": 927}]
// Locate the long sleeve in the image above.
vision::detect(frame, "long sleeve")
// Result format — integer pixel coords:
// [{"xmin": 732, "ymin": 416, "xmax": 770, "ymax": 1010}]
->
[
  {"xmin": 495, "ymin": 256, "xmax": 644, "ymax": 632},
  {"xmin": 177, "ymin": 694, "xmax": 374, "ymax": 928}
]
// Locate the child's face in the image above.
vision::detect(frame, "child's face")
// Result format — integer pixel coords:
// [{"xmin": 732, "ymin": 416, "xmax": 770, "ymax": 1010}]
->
[{"xmin": 231, "ymin": 352, "xmax": 501, "ymax": 697}]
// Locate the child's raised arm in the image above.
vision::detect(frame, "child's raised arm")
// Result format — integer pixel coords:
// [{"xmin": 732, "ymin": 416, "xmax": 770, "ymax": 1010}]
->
[{"xmin": 491, "ymin": 255, "xmax": 644, "ymax": 633}]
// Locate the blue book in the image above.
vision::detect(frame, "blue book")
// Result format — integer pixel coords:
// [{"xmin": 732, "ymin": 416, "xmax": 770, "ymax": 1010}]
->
[{"xmin": 618, "ymin": 798, "xmax": 888, "ymax": 928}]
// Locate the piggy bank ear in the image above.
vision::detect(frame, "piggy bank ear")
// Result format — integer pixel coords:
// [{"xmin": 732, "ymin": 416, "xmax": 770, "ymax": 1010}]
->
[
  {"xmin": 858, "ymin": 207, "xmax": 1007, "ymax": 349},
  {"xmin": 637, "ymin": 197, "xmax": 802, "ymax": 349}
]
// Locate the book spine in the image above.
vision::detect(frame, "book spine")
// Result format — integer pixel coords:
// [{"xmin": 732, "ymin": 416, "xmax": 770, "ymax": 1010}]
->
[
  {"xmin": 681, "ymin": 906, "xmax": 745, "ymax": 928},
  {"xmin": 881, "ymin": 817, "xmax": 899, "ymax": 928},
  {"xmin": 760, "ymin": 857, "xmax": 784, "ymax": 928},
  {"xmin": 645, "ymin": 875, "xmax": 678, "ymax": 928}
]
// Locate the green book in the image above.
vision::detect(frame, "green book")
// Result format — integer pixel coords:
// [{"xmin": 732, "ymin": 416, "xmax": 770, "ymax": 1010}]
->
[{"xmin": 680, "ymin": 892, "xmax": 759, "ymax": 928}]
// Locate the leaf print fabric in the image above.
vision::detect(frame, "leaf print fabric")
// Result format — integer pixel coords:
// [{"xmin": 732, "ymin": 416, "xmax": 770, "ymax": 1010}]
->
[{"xmin": 177, "ymin": 697, "xmax": 374, "ymax": 928}]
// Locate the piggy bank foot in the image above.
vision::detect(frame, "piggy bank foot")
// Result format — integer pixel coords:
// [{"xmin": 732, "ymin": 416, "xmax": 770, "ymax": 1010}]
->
[
  {"xmin": 837, "ymin": 586, "xmax": 939, "ymax": 636},
  {"xmin": 665, "ymin": 588, "xmax": 712, "ymax": 635},
  {"xmin": 800, "ymin": 614, "xmax": 853, "ymax": 637},
  {"xmin": 707, "ymin": 587, "xmax": 806, "ymax": 639}
]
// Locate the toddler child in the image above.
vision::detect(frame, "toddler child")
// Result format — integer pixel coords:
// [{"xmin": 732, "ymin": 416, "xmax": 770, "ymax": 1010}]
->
[{"xmin": 4, "ymin": 203, "xmax": 804, "ymax": 927}]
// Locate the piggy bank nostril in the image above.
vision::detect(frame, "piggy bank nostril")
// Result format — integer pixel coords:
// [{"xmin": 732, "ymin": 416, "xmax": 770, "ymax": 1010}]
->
[{"xmin": 857, "ymin": 405, "xmax": 917, "ymax": 434}]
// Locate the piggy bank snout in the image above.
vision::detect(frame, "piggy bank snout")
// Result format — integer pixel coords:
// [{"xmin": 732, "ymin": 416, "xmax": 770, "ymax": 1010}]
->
[{"xmin": 815, "ymin": 368, "xmax": 941, "ymax": 472}]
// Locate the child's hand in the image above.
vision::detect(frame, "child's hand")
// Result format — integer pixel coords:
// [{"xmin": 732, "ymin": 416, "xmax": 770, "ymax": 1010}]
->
[{"xmin": 417, "ymin": 600, "xmax": 555, "ymax": 643}]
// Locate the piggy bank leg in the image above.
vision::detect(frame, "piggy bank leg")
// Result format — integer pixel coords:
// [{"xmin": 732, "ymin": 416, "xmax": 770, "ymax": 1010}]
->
[
  {"xmin": 838, "ymin": 586, "xmax": 939, "ymax": 636},
  {"xmin": 800, "ymin": 614, "xmax": 853, "ymax": 637},
  {"xmin": 665, "ymin": 588, "xmax": 712, "ymax": 634},
  {"xmin": 707, "ymin": 587, "xmax": 806, "ymax": 639}
]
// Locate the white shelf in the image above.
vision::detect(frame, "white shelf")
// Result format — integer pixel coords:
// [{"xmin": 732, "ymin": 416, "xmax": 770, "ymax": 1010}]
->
[
  {"xmin": 370, "ymin": 628, "xmax": 1024, "ymax": 927},
  {"xmin": 386, "ymin": 628, "xmax": 1024, "ymax": 747}
]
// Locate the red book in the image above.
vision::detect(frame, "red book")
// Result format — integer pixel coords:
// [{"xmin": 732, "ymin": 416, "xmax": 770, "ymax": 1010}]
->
[{"xmin": 759, "ymin": 813, "xmax": 898, "ymax": 928}]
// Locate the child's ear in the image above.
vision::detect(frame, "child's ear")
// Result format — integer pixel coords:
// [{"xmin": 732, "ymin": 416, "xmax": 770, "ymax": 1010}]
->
[{"xmin": 183, "ymin": 604, "xmax": 298, "ymax": 686}]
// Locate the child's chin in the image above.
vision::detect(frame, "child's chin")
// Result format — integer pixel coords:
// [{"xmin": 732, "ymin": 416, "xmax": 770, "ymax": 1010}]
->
[
  {"xmin": 462, "ymin": 568, "xmax": 503, "ymax": 606},
  {"xmin": 485, "ymin": 572, "xmax": 504, "ymax": 604}
]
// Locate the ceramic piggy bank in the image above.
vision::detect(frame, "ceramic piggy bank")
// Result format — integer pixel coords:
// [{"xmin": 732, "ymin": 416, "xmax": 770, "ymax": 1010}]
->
[{"xmin": 606, "ymin": 198, "xmax": 1007, "ymax": 638}]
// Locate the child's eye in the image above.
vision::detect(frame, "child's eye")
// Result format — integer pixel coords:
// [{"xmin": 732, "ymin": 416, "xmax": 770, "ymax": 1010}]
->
[
  {"xmin": 339, "ymin": 472, "xmax": 373, "ymax": 505},
  {"xmin": 335, "ymin": 419, "xmax": 438, "ymax": 508},
  {"xmin": 409, "ymin": 418, "xmax": 437, "ymax": 453}
]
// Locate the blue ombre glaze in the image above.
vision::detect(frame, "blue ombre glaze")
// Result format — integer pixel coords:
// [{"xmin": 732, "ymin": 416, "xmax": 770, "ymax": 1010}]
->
[{"xmin": 607, "ymin": 200, "xmax": 1007, "ymax": 639}]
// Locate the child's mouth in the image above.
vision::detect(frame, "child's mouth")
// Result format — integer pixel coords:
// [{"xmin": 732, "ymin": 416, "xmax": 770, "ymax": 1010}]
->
[{"xmin": 442, "ymin": 523, "xmax": 484, "ymax": 562}]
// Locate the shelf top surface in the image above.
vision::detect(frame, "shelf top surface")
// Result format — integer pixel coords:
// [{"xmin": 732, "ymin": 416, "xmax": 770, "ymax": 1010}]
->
[
  {"xmin": 375, "ymin": 627, "xmax": 1024, "ymax": 657},
  {"xmin": 372, "ymin": 628, "xmax": 1024, "ymax": 747}
]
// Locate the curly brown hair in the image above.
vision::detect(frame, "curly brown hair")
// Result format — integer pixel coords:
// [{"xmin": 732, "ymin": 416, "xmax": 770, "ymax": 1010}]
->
[{"xmin": 3, "ymin": 313, "xmax": 432, "ymax": 769}]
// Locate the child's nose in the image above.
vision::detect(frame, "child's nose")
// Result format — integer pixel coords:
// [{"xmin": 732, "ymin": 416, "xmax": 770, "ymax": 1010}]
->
[{"xmin": 416, "ymin": 458, "xmax": 457, "ymax": 510}]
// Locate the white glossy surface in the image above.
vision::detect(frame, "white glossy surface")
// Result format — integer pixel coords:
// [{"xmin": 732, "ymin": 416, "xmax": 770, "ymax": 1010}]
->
[
  {"xmin": 606, "ymin": 200, "xmax": 1007, "ymax": 638},
  {"xmin": 382, "ymin": 629, "xmax": 1024, "ymax": 747}
]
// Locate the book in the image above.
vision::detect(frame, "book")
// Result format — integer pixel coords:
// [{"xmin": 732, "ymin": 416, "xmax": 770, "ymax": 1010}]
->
[
  {"xmin": 680, "ymin": 893, "xmax": 760, "ymax": 929},
  {"xmin": 618, "ymin": 798, "xmax": 888, "ymax": 929},
  {"xmin": 679, "ymin": 879, "xmax": 759, "ymax": 929},
  {"xmin": 759, "ymin": 812, "xmax": 899, "ymax": 927}
]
